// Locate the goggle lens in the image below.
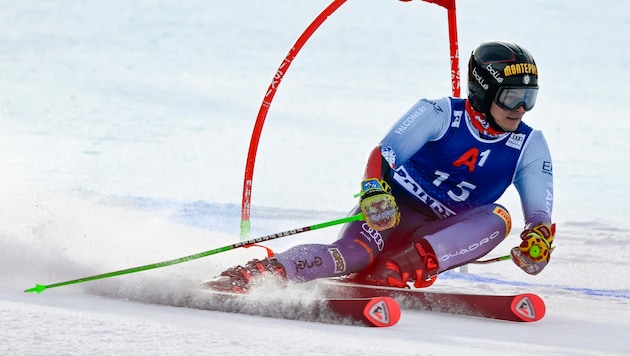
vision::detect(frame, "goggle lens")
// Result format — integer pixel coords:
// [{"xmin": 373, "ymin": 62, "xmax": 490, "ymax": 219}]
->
[{"xmin": 495, "ymin": 86, "xmax": 538, "ymax": 111}]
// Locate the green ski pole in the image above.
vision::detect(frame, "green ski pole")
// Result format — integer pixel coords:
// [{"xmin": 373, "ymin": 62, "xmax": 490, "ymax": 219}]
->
[
  {"xmin": 471, "ymin": 254, "xmax": 512, "ymax": 264},
  {"xmin": 25, "ymin": 212, "xmax": 364, "ymax": 294}
]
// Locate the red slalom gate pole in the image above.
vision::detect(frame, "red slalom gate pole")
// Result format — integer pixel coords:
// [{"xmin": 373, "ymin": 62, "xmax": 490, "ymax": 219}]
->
[
  {"xmin": 241, "ymin": 0, "xmax": 460, "ymax": 238},
  {"xmin": 421, "ymin": 0, "xmax": 460, "ymax": 97},
  {"xmin": 240, "ymin": 0, "xmax": 347, "ymax": 238},
  {"xmin": 446, "ymin": 2, "xmax": 460, "ymax": 97}
]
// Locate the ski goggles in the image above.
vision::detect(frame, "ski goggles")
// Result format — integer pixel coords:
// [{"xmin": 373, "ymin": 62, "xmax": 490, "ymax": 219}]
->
[{"xmin": 494, "ymin": 86, "xmax": 539, "ymax": 111}]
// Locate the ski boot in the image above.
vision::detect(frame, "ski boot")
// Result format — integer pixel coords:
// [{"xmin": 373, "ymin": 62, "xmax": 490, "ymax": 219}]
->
[
  {"xmin": 348, "ymin": 240, "xmax": 439, "ymax": 289},
  {"xmin": 203, "ymin": 257, "xmax": 287, "ymax": 293}
]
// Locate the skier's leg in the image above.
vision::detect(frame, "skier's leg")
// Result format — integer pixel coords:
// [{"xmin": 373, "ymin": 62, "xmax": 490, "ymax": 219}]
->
[
  {"xmin": 351, "ymin": 204, "xmax": 512, "ymax": 288},
  {"xmin": 206, "ymin": 202, "xmax": 432, "ymax": 291}
]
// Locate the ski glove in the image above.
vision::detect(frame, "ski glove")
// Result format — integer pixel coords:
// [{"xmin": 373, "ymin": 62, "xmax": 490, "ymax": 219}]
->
[
  {"xmin": 511, "ymin": 222, "xmax": 555, "ymax": 275},
  {"xmin": 359, "ymin": 179, "xmax": 400, "ymax": 231}
]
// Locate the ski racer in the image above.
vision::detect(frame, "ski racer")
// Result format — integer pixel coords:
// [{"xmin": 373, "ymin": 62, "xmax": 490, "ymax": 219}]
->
[{"xmin": 208, "ymin": 41, "xmax": 555, "ymax": 292}]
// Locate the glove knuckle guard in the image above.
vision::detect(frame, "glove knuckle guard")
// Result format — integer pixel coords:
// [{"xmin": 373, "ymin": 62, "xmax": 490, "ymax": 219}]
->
[
  {"xmin": 360, "ymin": 179, "xmax": 400, "ymax": 231},
  {"xmin": 512, "ymin": 222, "xmax": 555, "ymax": 275}
]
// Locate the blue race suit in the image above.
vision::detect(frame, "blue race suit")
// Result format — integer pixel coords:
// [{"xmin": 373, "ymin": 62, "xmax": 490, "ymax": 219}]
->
[{"xmin": 274, "ymin": 97, "xmax": 553, "ymax": 281}]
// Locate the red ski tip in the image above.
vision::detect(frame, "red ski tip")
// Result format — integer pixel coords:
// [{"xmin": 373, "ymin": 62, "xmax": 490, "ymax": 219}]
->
[
  {"xmin": 363, "ymin": 297, "xmax": 401, "ymax": 327},
  {"xmin": 510, "ymin": 293, "xmax": 546, "ymax": 322}
]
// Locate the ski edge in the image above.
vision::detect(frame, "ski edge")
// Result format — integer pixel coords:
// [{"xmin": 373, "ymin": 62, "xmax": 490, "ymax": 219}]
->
[
  {"xmin": 319, "ymin": 279, "xmax": 546, "ymax": 323},
  {"xmin": 198, "ymin": 289, "xmax": 401, "ymax": 327}
]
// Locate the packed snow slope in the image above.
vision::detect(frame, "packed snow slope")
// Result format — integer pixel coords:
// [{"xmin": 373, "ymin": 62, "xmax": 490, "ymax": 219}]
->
[{"xmin": 1, "ymin": 1, "xmax": 629, "ymax": 355}]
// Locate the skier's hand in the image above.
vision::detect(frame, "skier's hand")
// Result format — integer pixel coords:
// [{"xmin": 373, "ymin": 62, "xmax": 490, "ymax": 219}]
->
[
  {"xmin": 511, "ymin": 222, "xmax": 555, "ymax": 275},
  {"xmin": 359, "ymin": 179, "xmax": 400, "ymax": 231}
]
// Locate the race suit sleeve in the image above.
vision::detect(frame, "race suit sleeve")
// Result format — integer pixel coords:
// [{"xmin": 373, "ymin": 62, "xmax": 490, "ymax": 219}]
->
[
  {"xmin": 513, "ymin": 130, "xmax": 554, "ymax": 226},
  {"xmin": 379, "ymin": 98, "xmax": 451, "ymax": 169}
]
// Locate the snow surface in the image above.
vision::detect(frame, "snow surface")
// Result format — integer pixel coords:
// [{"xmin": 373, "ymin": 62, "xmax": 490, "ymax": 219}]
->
[{"xmin": 1, "ymin": 1, "xmax": 629, "ymax": 355}]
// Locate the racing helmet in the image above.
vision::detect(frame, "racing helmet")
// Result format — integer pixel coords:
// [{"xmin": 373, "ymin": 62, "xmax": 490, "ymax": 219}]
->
[{"xmin": 467, "ymin": 41, "xmax": 539, "ymax": 113}]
